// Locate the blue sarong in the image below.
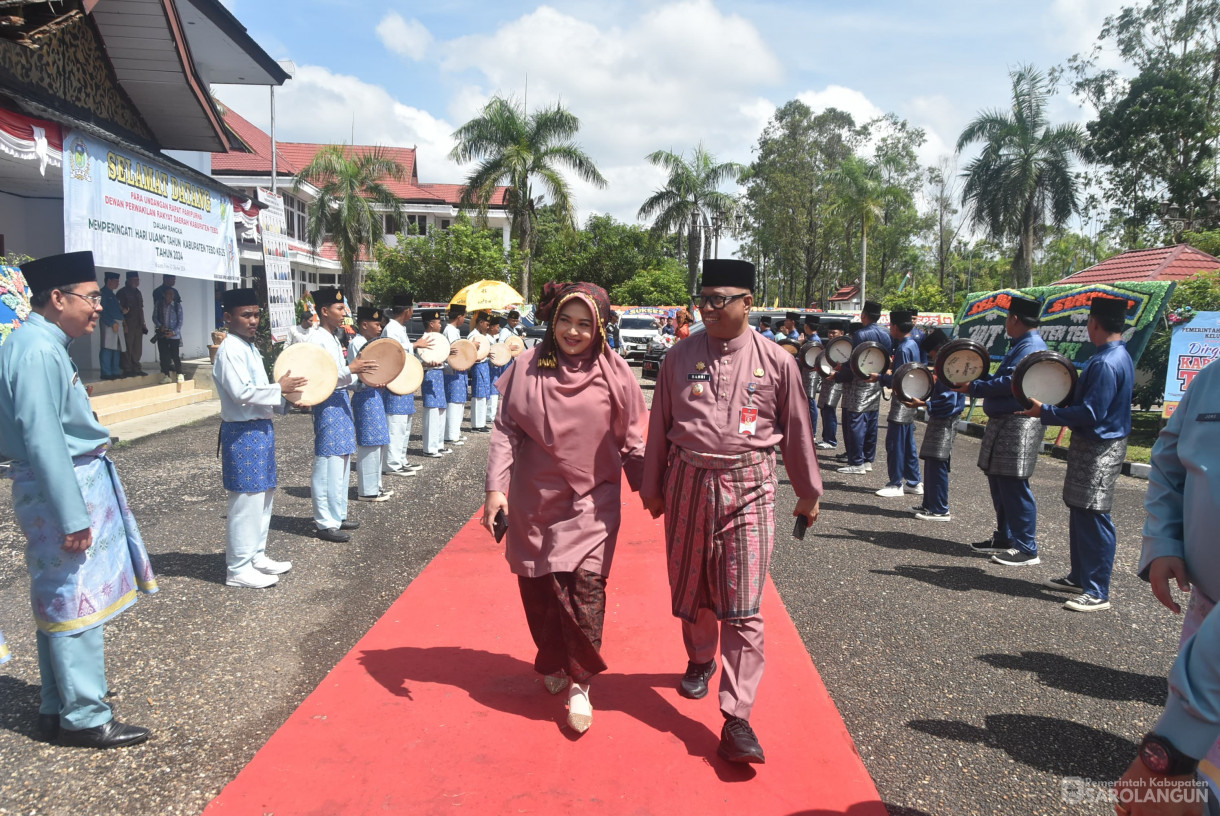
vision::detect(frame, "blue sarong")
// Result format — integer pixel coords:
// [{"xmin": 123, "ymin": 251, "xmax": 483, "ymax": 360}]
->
[
  {"xmin": 12, "ymin": 452, "xmax": 158, "ymax": 636},
  {"xmin": 384, "ymin": 389, "xmax": 415, "ymax": 415},
  {"xmin": 312, "ymin": 389, "xmax": 356, "ymax": 457},
  {"xmin": 220, "ymin": 419, "xmax": 277, "ymax": 493},
  {"xmin": 490, "ymin": 362, "xmax": 507, "ymax": 396},
  {"xmin": 444, "ymin": 371, "xmax": 468, "ymax": 404},
  {"xmin": 422, "ymin": 369, "xmax": 446, "ymax": 409},
  {"xmin": 471, "ymin": 360, "xmax": 491, "ymax": 399},
  {"xmin": 352, "ymin": 387, "xmax": 391, "ymax": 446}
]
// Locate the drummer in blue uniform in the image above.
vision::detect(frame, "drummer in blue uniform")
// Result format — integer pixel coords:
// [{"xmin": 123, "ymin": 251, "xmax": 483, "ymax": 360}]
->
[
  {"xmin": 912, "ymin": 328, "xmax": 966, "ymax": 522},
  {"xmin": 836, "ymin": 301, "xmax": 892, "ymax": 475},
  {"xmin": 1019, "ymin": 295, "xmax": 1134, "ymax": 611},
  {"xmin": 380, "ymin": 294, "xmax": 423, "ymax": 478},
  {"xmin": 467, "ymin": 310, "xmax": 493, "ymax": 433},
  {"xmin": 817, "ymin": 320, "xmax": 846, "ymax": 451},
  {"xmin": 956, "ymin": 294, "xmax": 1047, "ymax": 566},
  {"xmin": 0, "ymin": 251, "xmax": 157, "ymax": 748},
  {"xmin": 349, "ymin": 306, "xmax": 394, "ymax": 503},
  {"xmin": 214, "ymin": 287, "xmax": 305, "ymax": 588},
  {"xmin": 419, "ymin": 309, "xmax": 448, "ymax": 458},
  {"xmin": 305, "ymin": 287, "xmax": 378, "ymax": 542},
  {"xmin": 443, "ymin": 304, "xmax": 469, "ymax": 446},
  {"xmin": 875, "ymin": 310, "xmax": 922, "ymax": 498}
]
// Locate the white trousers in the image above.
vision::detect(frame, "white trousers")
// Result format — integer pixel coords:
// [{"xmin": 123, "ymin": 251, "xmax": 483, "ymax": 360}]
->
[
  {"xmin": 471, "ymin": 397, "xmax": 488, "ymax": 429},
  {"xmin": 488, "ymin": 393, "xmax": 500, "ymax": 420},
  {"xmin": 356, "ymin": 445, "xmax": 383, "ymax": 497},
  {"xmin": 445, "ymin": 402, "xmax": 465, "ymax": 441},
  {"xmin": 422, "ymin": 407, "xmax": 444, "ymax": 454},
  {"xmin": 311, "ymin": 454, "xmax": 350, "ymax": 530},
  {"xmin": 226, "ymin": 490, "xmax": 274, "ymax": 575},
  {"xmin": 385, "ymin": 414, "xmax": 412, "ymax": 471}
]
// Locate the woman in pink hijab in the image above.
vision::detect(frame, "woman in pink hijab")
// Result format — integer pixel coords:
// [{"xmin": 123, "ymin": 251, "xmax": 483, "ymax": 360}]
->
[{"xmin": 484, "ymin": 281, "xmax": 646, "ymax": 735}]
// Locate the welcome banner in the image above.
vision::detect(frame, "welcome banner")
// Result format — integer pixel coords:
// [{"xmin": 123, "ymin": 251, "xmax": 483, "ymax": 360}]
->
[
  {"xmin": 1162, "ymin": 311, "xmax": 1220, "ymax": 418},
  {"xmin": 62, "ymin": 129, "xmax": 239, "ymax": 282}
]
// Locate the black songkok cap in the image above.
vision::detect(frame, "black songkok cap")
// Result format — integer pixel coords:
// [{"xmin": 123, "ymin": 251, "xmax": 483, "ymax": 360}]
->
[
  {"xmin": 804, "ymin": 315, "xmax": 820, "ymax": 328},
  {"xmin": 489, "ymin": 314, "xmax": 504, "ymax": 327},
  {"xmin": 848, "ymin": 321, "xmax": 864, "ymax": 333},
  {"xmin": 890, "ymin": 309, "xmax": 914, "ymax": 325},
  {"xmin": 448, "ymin": 304, "xmax": 467, "ymax": 319},
  {"xmin": 104, "ymin": 271, "xmax": 120, "ymax": 281},
  {"xmin": 420, "ymin": 309, "xmax": 442, "ymax": 324},
  {"xmin": 1089, "ymin": 295, "xmax": 1128, "ymax": 324},
  {"xmin": 701, "ymin": 259, "xmax": 756, "ymax": 291},
  {"xmin": 922, "ymin": 327, "xmax": 950, "ymax": 353},
  {"xmin": 392, "ymin": 292, "xmax": 414, "ymax": 309},
  {"xmin": 312, "ymin": 287, "xmax": 345, "ymax": 307},
  {"xmin": 1008, "ymin": 295, "xmax": 1041, "ymax": 320},
  {"xmin": 759, "ymin": 315, "xmax": 772, "ymax": 326},
  {"xmin": 356, "ymin": 306, "xmax": 383, "ymax": 322},
  {"xmin": 785, "ymin": 311, "xmax": 800, "ymax": 323},
  {"xmin": 21, "ymin": 251, "xmax": 96, "ymax": 291},
  {"xmin": 222, "ymin": 288, "xmax": 259, "ymax": 311},
  {"xmin": 862, "ymin": 300, "xmax": 882, "ymax": 319}
]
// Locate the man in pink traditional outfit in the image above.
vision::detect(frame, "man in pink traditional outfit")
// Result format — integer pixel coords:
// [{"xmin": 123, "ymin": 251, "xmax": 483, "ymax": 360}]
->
[
  {"xmin": 484, "ymin": 281, "xmax": 647, "ymax": 735},
  {"xmin": 642, "ymin": 258, "xmax": 823, "ymax": 765}
]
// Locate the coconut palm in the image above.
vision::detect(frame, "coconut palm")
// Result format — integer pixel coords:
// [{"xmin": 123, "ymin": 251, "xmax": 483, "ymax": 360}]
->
[
  {"xmin": 828, "ymin": 154, "xmax": 909, "ymax": 307},
  {"xmin": 638, "ymin": 145, "xmax": 744, "ymax": 305},
  {"xmin": 956, "ymin": 65, "xmax": 1086, "ymax": 288},
  {"xmin": 450, "ymin": 96, "xmax": 605, "ymax": 302},
  {"xmin": 294, "ymin": 145, "xmax": 407, "ymax": 301}
]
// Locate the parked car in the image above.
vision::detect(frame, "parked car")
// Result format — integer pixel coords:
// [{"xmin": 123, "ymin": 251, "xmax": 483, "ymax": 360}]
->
[
  {"xmin": 642, "ymin": 323, "xmax": 705, "ymax": 379},
  {"xmin": 617, "ymin": 315, "xmax": 662, "ymax": 361}
]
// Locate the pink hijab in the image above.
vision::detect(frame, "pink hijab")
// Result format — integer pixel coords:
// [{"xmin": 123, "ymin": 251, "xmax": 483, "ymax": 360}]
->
[{"xmin": 500, "ymin": 285, "xmax": 645, "ymax": 495}]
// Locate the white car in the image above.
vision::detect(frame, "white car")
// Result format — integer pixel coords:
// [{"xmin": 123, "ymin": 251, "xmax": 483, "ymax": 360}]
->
[{"xmin": 617, "ymin": 316, "xmax": 662, "ymax": 361}]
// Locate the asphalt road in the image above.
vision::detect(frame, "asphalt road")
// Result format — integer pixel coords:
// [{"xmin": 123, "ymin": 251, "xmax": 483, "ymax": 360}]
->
[{"xmin": 0, "ymin": 371, "xmax": 1185, "ymax": 816}]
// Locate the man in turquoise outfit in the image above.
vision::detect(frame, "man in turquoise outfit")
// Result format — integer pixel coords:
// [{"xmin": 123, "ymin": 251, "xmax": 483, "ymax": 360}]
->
[{"xmin": 0, "ymin": 251, "xmax": 157, "ymax": 748}]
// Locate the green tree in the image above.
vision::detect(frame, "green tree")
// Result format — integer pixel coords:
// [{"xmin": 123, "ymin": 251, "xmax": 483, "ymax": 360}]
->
[
  {"xmin": 869, "ymin": 114, "xmax": 930, "ymax": 291},
  {"xmin": 638, "ymin": 144, "xmax": 744, "ymax": 306},
  {"xmin": 532, "ymin": 211, "xmax": 673, "ymax": 294},
  {"xmin": 449, "ymin": 96, "xmax": 606, "ymax": 303},
  {"xmin": 883, "ymin": 278, "xmax": 951, "ymax": 313},
  {"xmin": 608, "ymin": 261, "xmax": 689, "ymax": 306},
  {"xmin": 956, "ymin": 65, "xmax": 1086, "ymax": 288},
  {"xmin": 828, "ymin": 154, "xmax": 910, "ymax": 307},
  {"xmin": 366, "ymin": 217, "xmax": 521, "ymax": 304},
  {"xmin": 294, "ymin": 145, "xmax": 407, "ymax": 302}
]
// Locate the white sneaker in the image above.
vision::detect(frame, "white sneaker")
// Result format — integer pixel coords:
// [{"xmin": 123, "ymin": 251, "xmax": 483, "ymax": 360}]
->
[
  {"xmin": 904, "ymin": 482, "xmax": 924, "ymax": 495},
  {"xmin": 440, "ymin": 448, "xmax": 454, "ymax": 455},
  {"xmin": 252, "ymin": 555, "xmax": 292, "ymax": 575},
  {"xmin": 837, "ymin": 464, "xmax": 867, "ymax": 474},
  {"xmin": 358, "ymin": 491, "xmax": 392, "ymax": 502},
  {"xmin": 226, "ymin": 567, "xmax": 279, "ymax": 588},
  {"xmin": 875, "ymin": 485, "xmax": 905, "ymax": 498},
  {"xmin": 817, "ymin": 442, "xmax": 836, "ymax": 450},
  {"xmin": 863, "ymin": 462, "xmax": 873, "ymax": 472},
  {"xmin": 451, "ymin": 436, "xmax": 468, "ymax": 446},
  {"xmin": 915, "ymin": 510, "xmax": 952, "ymax": 522},
  {"xmin": 383, "ymin": 468, "xmax": 417, "ymax": 477},
  {"xmin": 161, "ymin": 374, "xmax": 172, "ymax": 384},
  {"xmin": 407, "ymin": 463, "xmax": 424, "ymax": 471},
  {"xmin": 567, "ymin": 682, "xmax": 592, "ymax": 733}
]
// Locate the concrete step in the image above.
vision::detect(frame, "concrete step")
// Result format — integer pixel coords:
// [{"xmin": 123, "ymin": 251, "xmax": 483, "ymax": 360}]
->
[
  {"xmin": 96, "ymin": 389, "xmax": 213, "ymax": 426},
  {"xmin": 86, "ymin": 372, "xmax": 162, "ymax": 399},
  {"xmin": 90, "ymin": 380, "xmax": 198, "ymax": 413}
]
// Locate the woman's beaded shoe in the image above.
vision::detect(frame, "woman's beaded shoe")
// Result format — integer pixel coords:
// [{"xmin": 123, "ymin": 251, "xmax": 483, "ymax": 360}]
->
[{"xmin": 566, "ymin": 683, "xmax": 592, "ymax": 734}]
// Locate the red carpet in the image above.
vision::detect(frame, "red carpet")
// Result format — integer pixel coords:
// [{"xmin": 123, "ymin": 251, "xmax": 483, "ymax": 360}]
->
[{"xmin": 205, "ymin": 497, "xmax": 886, "ymax": 816}]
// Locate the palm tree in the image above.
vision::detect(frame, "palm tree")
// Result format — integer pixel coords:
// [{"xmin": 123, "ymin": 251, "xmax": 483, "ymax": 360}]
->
[
  {"xmin": 828, "ymin": 154, "xmax": 909, "ymax": 308},
  {"xmin": 294, "ymin": 145, "xmax": 407, "ymax": 301},
  {"xmin": 450, "ymin": 96, "xmax": 605, "ymax": 302},
  {"xmin": 956, "ymin": 65, "xmax": 1086, "ymax": 288},
  {"xmin": 638, "ymin": 145, "xmax": 744, "ymax": 306}
]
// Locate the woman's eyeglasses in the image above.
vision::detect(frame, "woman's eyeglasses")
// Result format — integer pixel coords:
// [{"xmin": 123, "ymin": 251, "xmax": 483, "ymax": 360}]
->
[{"xmin": 698, "ymin": 293, "xmax": 748, "ymax": 310}]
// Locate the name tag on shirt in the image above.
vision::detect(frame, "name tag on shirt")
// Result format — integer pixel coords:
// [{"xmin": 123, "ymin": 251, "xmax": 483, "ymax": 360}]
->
[
  {"xmin": 1197, "ymin": 413, "xmax": 1220, "ymax": 422},
  {"xmin": 687, "ymin": 373, "xmax": 711, "ymax": 381},
  {"xmin": 739, "ymin": 406, "xmax": 758, "ymax": 435}
]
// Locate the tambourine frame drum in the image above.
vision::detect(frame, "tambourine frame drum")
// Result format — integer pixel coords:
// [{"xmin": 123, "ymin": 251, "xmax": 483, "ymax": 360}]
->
[
  {"xmin": 272, "ymin": 343, "xmax": 338, "ymax": 407},
  {"xmin": 801, "ymin": 343, "xmax": 823, "ymax": 369},
  {"xmin": 356, "ymin": 338, "xmax": 406, "ymax": 388},
  {"xmin": 505, "ymin": 335, "xmax": 525, "ymax": 358},
  {"xmin": 474, "ymin": 334, "xmax": 491, "ymax": 361},
  {"xmin": 934, "ymin": 338, "xmax": 990, "ymax": 387},
  {"xmin": 448, "ymin": 338, "xmax": 478, "ymax": 372},
  {"xmin": 488, "ymin": 343, "xmax": 512, "ymax": 366},
  {"xmin": 777, "ymin": 338, "xmax": 801, "ymax": 357},
  {"xmin": 816, "ymin": 352, "xmax": 836, "ymax": 377},
  {"xmin": 825, "ymin": 336, "xmax": 853, "ymax": 366},
  {"xmin": 1012, "ymin": 350, "xmax": 1078, "ymax": 409},
  {"xmin": 892, "ymin": 362, "xmax": 934, "ymax": 405},
  {"xmin": 849, "ymin": 341, "xmax": 888, "ymax": 379},
  {"xmin": 416, "ymin": 332, "xmax": 451, "ymax": 366},
  {"xmin": 386, "ymin": 353, "xmax": 424, "ymax": 396}
]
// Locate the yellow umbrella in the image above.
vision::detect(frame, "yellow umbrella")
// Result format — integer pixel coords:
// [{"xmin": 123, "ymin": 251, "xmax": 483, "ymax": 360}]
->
[{"xmin": 449, "ymin": 280, "xmax": 525, "ymax": 312}]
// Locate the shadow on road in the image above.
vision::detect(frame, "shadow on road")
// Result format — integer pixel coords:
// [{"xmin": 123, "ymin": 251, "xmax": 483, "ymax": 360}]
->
[
  {"xmin": 870, "ymin": 564, "xmax": 1061, "ymax": 600},
  {"xmin": 841, "ymin": 528, "xmax": 970, "ymax": 558},
  {"xmin": 0, "ymin": 675, "xmax": 42, "ymax": 739},
  {"xmin": 151, "ymin": 551, "xmax": 225, "ymax": 585},
  {"xmin": 821, "ymin": 502, "xmax": 917, "ymax": 521},
  {"xmin": 907, "ymin": 713, "xmax": 1135, "ymax": 779},
  {"xmin": 977, "ymin": 651, "xmax": 1168, "ymax": 705},
  {"xmin": 268, "ymin": 513, "xmax": 320, "ymax": 538}
]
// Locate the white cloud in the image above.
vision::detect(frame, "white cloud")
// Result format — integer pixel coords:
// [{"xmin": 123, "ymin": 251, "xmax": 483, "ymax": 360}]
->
[
  {"xmin": 376, "ymin": 12, "xmax": 432, "ymax": 62},
  {"xmin": 797, "ymin": 85, "xmax": 884, "ymax": 127}
]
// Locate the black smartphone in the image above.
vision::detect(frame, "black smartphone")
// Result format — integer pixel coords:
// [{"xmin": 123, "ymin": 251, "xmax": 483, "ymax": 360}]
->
[
  {"xmin": 493, "ymin": 509, "xmax": 509, "ymax": 543},
  {"xmin": 792, "ymin": 515, "xmax": 808, "ymax": 540}
]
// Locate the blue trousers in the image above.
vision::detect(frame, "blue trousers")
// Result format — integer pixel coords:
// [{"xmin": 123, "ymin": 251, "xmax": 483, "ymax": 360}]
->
[
  {"xmin": 820, "ymin": 406, "xmax": 838, "ymax": 445},
  {"xmin": 845, "ymin": 411, "xmax": 879, "ymax": 466},
  {"xmin": 885, "ymin": 422, "xmax": 921, "ymax": 487},
  {"xmin": 1068, "ymin": 507, "xmax": 1117, "ymax": 600},
  {"xmin": 37, "ymin": 626, "xmax": 111, "ymax": 730},
  {"xmin": 807, "ymin": 396, "xmax": 819, "ymax": 440},
  {"xmin": 100, "ymin": 348, "xmax": 121, "ymax": 378},
  {"xmin": 923, "ymin": 458, "xmax": 950, "ymax": 514},
  {"xmin": 987, "ymin": 475, "xmax": 1038, "ymax": 555}
]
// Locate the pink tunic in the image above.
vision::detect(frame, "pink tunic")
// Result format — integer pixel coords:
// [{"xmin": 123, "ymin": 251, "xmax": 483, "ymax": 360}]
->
[
  {"xmin": 641, "ymin": 327, "xmax": 823, "ymax": 501},
  {"xmin": 487, "ymin": 346, "xmax": 646, "ymax": 578}
]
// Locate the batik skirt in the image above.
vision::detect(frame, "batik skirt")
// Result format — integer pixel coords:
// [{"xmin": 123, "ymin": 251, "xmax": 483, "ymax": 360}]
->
[
  {"xmin": 518, "ymin": 569, "xmax": 608, "ymax": 683},
  {"xmin": 471, "ymin": 360, "xmax": 491, "ymax": 399},
  {"xmin": 312, "ymin": 389, "xmax": 357, "ymax": 457},
  {"xmin": 352, "ymin": 387, "xmax": 391, "ymax": 446},
  {"xmin": 220, "ymin": 418, "xmax": 276, "ymax": 493},
  {"xmin": 383, "ymin": 389, "xmax": 415, "ymax": 415},
  {"xmin": 421, "ymin": 368, "xmax": 447, "ymax": 410}
]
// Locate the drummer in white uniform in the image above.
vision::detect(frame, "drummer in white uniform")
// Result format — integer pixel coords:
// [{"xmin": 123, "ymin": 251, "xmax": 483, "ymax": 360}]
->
[
  {"xmin": 305, "ymin": 287, "xmax": 378, "ymax": 542},
  {"xmin": 442, "ymin": 304, "xmax": 469, "ymax": 445},
  {"xmin": 348, "ymin": 306, "xmax": 393, "ymax": 503},
  {"xmin": 419, "ymin": 309, "xmax": 448, "ymax": 457},
  {"xmin": 467, "ymin": 311, "xmax": 493, "ymax": 433},
  {"xmin": 488, "ymin": 314, "xmax": 510, "ymax": 418},
  {"xmin": 213, "ymin": 288, "xmax": 305, "ymax": 588},
  {"xmin": 381, "ymin": 293, "xmax": 425, "ymax": 477}
]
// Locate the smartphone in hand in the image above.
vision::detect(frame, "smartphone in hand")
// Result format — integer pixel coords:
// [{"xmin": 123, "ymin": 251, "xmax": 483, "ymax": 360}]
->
[
  {"xmin": 493, "ymin": 509, "xmax": 509, "ymax": 543},
  {"xmin": 792, "ymin": 515, "xmax": 808, "ymax": 540}
]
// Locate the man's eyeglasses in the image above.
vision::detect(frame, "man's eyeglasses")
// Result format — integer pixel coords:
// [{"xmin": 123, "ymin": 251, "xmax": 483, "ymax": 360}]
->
[
  {"xmin": 63, "ymin": 291, "xmax": 104, "ymax": 306},
  {"xmin": 698, "ymin": 293, "xmax": 748, "ymax": 310}
]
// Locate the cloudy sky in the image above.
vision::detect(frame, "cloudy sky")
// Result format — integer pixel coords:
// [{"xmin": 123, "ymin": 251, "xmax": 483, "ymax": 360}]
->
[{"xmin": 213, "ymin": 0, "xmax": 1128, "ymax": 233}]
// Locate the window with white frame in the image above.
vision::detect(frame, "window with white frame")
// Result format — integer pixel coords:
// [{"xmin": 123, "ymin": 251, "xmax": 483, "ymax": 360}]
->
[
  {"xmin": 384, "ymin": 213, "xmax": 400, "ymax": 235},
  {"xmin": 406, "ymin": 214, "xmax": 427, "ymax": 236}
]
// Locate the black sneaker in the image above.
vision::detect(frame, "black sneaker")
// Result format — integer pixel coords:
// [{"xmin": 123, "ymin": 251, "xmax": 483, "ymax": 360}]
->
[
  {"xmin": 970, "ymin": 539, "xmax": 1009, "ymax": 555},
  {"xmin": 317, "ymin": 528, "xmax": 350, "ymax": 543},
  {"xmin": 991, "ymin": 548, "xmax": 1041, "ymax": 566},
  {"xmin": 718, "ymin": 716, "xmax": 765, "ymax": 764},
  {"xmin": 1044, "ymin": 576, "xmax": 1083, "ymax": 594},
  {"xmin": 678, "ymin": 659, "xmax": 717, "ymax": 699},
  {"xmin": 1064, "ymin": 593, "xmax": 1111, "ymax": 613}
]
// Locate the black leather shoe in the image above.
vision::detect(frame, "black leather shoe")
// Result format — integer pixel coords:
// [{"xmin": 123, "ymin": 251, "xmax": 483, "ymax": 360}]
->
[
  {"xmin": 678, "ymin": 659, "xmax": 717, "ymax": 699},
  {"xmin": 59, "ymin": 719, "xmax": 150, "ymax": 749},
  {"xmin": 718, "ymin": 716, "xmax": 765, "ymax": 764},
  {"xmin": 37, "ymin": 714, "xmax": 59, "ymax": 742},
  {"xmin": 339, "ymin": 519, "xmax": 360, "ymax": 531},
  {"xmin": 316, "ymin": 528, "xmax": 350, "ymax": 542}
]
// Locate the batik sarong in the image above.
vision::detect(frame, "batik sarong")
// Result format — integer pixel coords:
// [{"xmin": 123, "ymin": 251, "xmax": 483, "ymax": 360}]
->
[
  {"xmin": 887, "ymin": 398, "xmax": 916, "ymax": 425},
  {"xmin": 518, "ymin": 569, "xmax": 608, "ymax": 683},
  {"xmin": 444, "ymin": 371, "xmax": 468, "ymax": 404},
  {"xmin": 920, "ymin": 415, "xmax": 959, "ymax": 462},
  {"xmin": 490, "ymin": 362, "xmax": 507, "ymax": 395},
  {"xmin": 977, "ymin": 414, "xmax": 1042, "ymax": 479},
  {"xmin": 312, "ymin": 389, "xmax": 356, "ymax": 457},
  {"xmin": 817, "ymin": 379, "xmax": 841, "ymax": 410},
  {"xmin": 220, "ymin": 419, "xmax": 276, "ymax": 493},
  {"xmin": 471, "ymin": 360, "xmax": 492, "ymax": 399},
  {"xmin": 12, "ymin": 452, "xmax": 158, "ymax": 636},
  {"xmin": 422, "ymin": 369, "xmax": 446, "ymax": 409},
  {"xmin": 352, "ymin": 387, "xmax": 390, "ymax": 446},
  {"xmin": 663, "ymin": 447, "xmax": 776, "ymax": 623},
  {"xmin": 383, "ymin": 389, "xmax": 415, "ymax": 415},
  {"xmin": 1063, "ymin": 434, "xmax": 1127, "ymax": 513},
  {"xmin": 842, "ymin": 379, "xmax": 882, "ymax": 414}
]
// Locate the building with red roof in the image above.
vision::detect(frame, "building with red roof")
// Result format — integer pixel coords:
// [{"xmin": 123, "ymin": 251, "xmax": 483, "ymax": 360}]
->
[
  {"xmin": 1052, "ymin": 244, "xmax": 1220, "ymax": 286},
  {"xmin": 828, "ymin": 284, "xmax": 862, "ymax": 312}
]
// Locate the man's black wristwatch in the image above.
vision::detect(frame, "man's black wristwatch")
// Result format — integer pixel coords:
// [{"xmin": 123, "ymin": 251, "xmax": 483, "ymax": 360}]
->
[{"xmin": 1139, "ymin": 733, "xmax": 1200, "ymax": 776}]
